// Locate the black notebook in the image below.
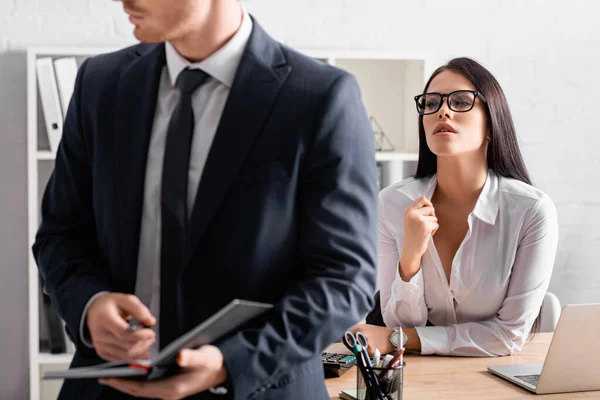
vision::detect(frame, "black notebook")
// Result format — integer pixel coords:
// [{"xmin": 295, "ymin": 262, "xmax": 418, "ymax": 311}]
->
[{"xmin": 43, "ymin": 299, "xmax": 273, "ymax": 381}]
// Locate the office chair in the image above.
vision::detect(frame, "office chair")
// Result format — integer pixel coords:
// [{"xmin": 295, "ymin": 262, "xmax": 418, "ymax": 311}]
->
[
  {"xmin": 539, "ymin": 292, "xmax": 561, "ymax": 333},
  {"xmin": 365, "ymin": 290, "xmax": 385, "ymax": 327}
]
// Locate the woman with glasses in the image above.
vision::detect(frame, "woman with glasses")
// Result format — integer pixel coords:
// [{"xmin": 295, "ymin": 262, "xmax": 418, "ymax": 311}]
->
[{"xmin": 351, "ymin": 58, "xmax": 558, "ymax": 357}]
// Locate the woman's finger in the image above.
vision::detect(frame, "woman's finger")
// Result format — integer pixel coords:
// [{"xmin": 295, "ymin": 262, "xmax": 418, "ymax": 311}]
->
[
  {"xmin": 413, "ymin": 196, "xmax": 432, "ymax": 208},
  {"xmin": 416, "ymin": 205, "xmax": 436, "ymax": 216},
  {"xmin": 428, "ymin": 222, "xmax": 439, "ymax": 234}
]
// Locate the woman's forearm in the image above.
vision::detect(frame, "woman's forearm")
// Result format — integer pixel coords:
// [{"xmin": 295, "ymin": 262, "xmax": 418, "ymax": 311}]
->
[{"xmin": 403, "ymin": 327, "xmax": 421, "ymax": 352}]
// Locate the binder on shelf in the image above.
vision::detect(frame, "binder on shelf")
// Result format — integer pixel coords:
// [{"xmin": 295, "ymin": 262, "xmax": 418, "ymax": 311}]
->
[
  {"xmin": 40, "ymin": 279, "xmax": 66, "ymax": 354},
  {"xmin": 35, "ymin": 57, "xmax": 63, "ymax": 153},
  {"xmin": 53, "ymin": 57, "xmax": 78, "ymax": 120}
]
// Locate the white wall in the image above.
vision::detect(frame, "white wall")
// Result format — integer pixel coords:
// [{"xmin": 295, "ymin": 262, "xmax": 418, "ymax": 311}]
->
[{"xmin": 1, "ymin": 0, "xmax": 599, "ymax": 398}]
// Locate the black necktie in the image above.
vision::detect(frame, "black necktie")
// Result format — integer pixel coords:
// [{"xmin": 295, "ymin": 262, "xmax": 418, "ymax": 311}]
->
[{"xmin": 160, "ymin": 68, "xmax": 210, "ymax": 349}]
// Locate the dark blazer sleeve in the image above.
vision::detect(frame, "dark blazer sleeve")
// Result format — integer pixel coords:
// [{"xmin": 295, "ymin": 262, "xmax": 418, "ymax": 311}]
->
[
  {"xmin": 218, "ymin": 73, "xmax": 378, "ymax": 398},
  {"xmin": 32, "ymin": 58, "xmax": 112, "ymax": 352}
]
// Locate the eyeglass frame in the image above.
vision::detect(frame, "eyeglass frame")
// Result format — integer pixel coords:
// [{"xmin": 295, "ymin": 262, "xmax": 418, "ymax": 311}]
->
[{"xmin": 414, "ymin": 90, "xmax": 488, "ymax": 115}]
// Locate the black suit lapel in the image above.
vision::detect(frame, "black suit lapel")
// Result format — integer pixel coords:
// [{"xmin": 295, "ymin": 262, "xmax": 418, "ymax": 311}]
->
[
  {"xmin": 114, "ymin": 43, "xmax": 166, "ymax": 292},
  {"xmin": 185, "ymin": 22, "xmax": 291, "ymax": 263}
]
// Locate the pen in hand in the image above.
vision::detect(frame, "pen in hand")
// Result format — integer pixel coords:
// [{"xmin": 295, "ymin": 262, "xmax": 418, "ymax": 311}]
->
[{"xmin": 127, "ymin": 318, "xmax": 149, "ymax": 332}]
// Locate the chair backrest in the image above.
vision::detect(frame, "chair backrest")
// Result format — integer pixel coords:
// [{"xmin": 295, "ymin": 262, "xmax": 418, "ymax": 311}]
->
[
  {"xmin": 365, "ymin": 290, "xmax": 385, "ymax": 327},
  {"xmin": 539, "ymin": 292, "xmax": 561, "ymax": 332}
]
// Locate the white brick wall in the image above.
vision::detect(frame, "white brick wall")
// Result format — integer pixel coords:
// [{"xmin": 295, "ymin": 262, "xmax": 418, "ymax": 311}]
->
[{"xmin": 1, "ymin": 0, "xmax": 599, "ymax": 398}]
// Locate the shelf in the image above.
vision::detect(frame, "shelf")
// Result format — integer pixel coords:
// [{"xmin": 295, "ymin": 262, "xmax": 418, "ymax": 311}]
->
[
  {"xmin": 301, "ymin": 49, "xmax": 429, "ymax": 62},
  {"xmin": 375, "ymin": 151, "xmax": 418, "ymax": 162},
  {"xmin": 37, "ymin": 352, "xmax": 73, "ymax": 365},
  {"xmin": 36, "ymin": 151, "xmax": 56, "ymax": 160},
  {"xmin": 28, "ymin": 46, "xmax": 124, "ymax": 58}
]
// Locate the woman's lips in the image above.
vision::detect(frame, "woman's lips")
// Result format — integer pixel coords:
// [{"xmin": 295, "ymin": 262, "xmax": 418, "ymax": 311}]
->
[{"xmin": 433, "ymin": 131, "xmax": 456, "ymax": 136}]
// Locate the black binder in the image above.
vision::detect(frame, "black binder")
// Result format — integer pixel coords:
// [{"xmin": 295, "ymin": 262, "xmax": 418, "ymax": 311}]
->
[{"xmin": 40, "ymin": 277, "xmax": 67, "ymax": 354}]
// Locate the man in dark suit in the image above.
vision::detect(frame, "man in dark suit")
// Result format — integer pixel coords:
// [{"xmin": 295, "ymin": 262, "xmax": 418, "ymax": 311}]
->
[{"xmin": 33, "ymin": 0, "xmax": 377, "ymax": 399}]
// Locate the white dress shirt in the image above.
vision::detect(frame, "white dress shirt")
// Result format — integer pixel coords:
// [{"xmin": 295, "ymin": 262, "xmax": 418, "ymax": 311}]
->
[
  {"xmin": 80, "ymin": 10, "xmax": 253, "ymax": 353},
  {"xmin": 378, "ymin": 170, "xmax": 559, "ymax": 356}
]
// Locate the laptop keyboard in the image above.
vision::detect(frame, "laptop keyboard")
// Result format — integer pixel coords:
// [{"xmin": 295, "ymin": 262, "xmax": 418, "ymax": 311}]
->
[{"xmin": 515, "ymin": 374, "xmax": 540, "ymax": 387}]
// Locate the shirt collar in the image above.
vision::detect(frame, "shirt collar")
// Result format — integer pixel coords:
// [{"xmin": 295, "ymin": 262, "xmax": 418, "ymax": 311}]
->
[
  {"xmin": 397, "ymin": 170, "xmax": 499, "ymax": 225},
  {"xmin": 165, "ymin": 8, "xmax": 253, "ymax": 88},
  {"xmin": 471, "ymin": 170, "xmax": 499, "ymax": 225}
]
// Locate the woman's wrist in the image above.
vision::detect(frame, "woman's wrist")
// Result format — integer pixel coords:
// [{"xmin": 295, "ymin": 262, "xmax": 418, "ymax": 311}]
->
[
  {"xmin": 382, "ymin": 327, "xmax": 396, "ymax": 355},
  {"xmin": 402, "ymin": 327, "xmax": 421, "ymax": 352},
  {"xmin": 398, "ymin": 254, "xmax": 420, "ymax": 282}
]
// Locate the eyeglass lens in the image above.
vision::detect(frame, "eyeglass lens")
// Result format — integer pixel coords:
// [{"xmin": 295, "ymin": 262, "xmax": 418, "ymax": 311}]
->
[{"xmin": 416, "ymin": 91, "xmax": 476, "ymax": 115}]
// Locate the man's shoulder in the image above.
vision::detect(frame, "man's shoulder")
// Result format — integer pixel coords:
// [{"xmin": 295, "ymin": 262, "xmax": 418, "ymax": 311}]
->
[
  {"xmin": 250, "ymin": 17, "xmax": 348, "ymax": 90},
  {"xmin": 83, "ymin": 43, "xmax": 156, "ymax": 77},
  {"xmin": 279, "ymin": 45, "xmax": 350, "ymax": 90}
]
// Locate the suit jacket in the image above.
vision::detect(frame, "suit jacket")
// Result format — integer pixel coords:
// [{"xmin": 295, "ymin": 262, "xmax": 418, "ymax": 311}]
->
[{"xmin": 33, "ymin": 18, "xmax": 378, "ymax": 400}]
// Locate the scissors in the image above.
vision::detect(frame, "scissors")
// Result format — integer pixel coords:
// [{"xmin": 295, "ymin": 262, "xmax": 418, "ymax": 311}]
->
[
  {"xmin": 343, "ymin": 331, "xmax": 369, "ymax": 355},
  {"xmin": 343, "ymin": 331, "xmax": 385, "ymax": 400}
]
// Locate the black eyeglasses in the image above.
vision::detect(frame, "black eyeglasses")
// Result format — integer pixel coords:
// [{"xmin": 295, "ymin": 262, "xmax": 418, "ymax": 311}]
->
[{"xmin": 414, "ymin": 90, "xmax": 487, "ymax": 115}]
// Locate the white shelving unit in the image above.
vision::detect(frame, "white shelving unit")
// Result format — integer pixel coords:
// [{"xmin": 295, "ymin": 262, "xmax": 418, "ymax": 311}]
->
[
  {"xmin": 27, "ymin": 46, "xmax": 428, "ymax": 400},
  {"xmin": 35, "ymin": 151, "xmax": 56, "ymax": 161},
  {"xmin": 375, "ymin": 152, "xmax": 419, "ymax": 162},
  {"xmin": 303, "ymin": 50, "xmax": 429, "ymax": 185},
  {"xmin": 27, "ymin": 46, "xmax": 119, "ymax": 400}
]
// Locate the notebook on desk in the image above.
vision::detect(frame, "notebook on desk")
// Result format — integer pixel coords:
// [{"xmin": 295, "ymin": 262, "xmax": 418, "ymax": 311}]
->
[
  {"xmin": 338, "ymin": 388, "xmax": 365, "ymax": 400},
  {"xmin": 43, "ymin": 299, "xmax": 273, "ymax": 381}
]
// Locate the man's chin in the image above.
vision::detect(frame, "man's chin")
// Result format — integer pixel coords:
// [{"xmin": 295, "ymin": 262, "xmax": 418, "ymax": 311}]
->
[{"xmin": 132, "ymin": 28, "xmax": 165, "ymax": 44}]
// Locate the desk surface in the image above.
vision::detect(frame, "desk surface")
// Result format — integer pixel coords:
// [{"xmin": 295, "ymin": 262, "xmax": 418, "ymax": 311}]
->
[{"xmin": 324, "ymin": 333, "xmax": 599, "ymax": 399}]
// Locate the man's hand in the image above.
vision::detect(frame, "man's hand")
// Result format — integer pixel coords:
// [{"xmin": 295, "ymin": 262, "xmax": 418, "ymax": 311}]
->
[
  {"xmin": 349, "ymin": 324, "xmax": 395, "ymax": 356},
  {"xmin": 87, "ymin": 293, "xmax": 156, "ymax": 361},
  {"xmin": 99, "ymin": 345, "xmax": 228, "ymax": 400}
]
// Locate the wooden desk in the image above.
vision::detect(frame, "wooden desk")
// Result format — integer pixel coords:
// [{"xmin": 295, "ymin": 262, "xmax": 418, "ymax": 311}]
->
[{"xmin": 324, "ymin": 333, "xmax": 599, "ymax": 399}]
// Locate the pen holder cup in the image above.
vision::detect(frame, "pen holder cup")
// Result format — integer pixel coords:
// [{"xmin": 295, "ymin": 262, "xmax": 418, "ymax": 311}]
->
[{"xmin": 356, "ymin": 362, "xmax": 405, "ymax": 400}]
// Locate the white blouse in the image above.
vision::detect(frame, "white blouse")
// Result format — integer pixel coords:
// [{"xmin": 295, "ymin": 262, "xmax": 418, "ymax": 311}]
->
[{"xmin": 378, "ymin": 170, "xmax": 559, "ymax": 356}]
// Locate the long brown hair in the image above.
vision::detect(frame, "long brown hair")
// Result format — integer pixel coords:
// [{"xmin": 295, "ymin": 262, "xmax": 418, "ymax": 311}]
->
[{"xmin": 415, "ymin": 57, "xmax": 541, "ymax": 336}]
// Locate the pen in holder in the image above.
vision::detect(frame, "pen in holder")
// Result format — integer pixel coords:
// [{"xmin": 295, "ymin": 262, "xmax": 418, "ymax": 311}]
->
[{"xmin": 356, "ymin": 361, "xmax": 405, "ymax": 400}]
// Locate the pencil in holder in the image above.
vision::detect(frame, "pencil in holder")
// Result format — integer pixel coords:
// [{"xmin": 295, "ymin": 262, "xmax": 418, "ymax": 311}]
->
[{"xmin": 356, "ymin": 362, "xmax": 405, "ymax": 400}]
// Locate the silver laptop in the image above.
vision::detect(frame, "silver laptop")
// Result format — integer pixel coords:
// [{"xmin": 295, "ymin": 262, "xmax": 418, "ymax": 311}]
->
[{"xmin": 488, "ymin": 304, "xmax": 600, "ymax": 395}]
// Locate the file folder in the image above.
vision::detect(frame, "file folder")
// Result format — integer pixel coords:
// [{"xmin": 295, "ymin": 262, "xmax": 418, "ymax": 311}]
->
[
  {"xmin": 36, "ymin": 57, "xmax": 63, "ymax": 153},
  {"xmin": 53, "ymin": 57, "xmax": 78, "ymax": 120}
]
